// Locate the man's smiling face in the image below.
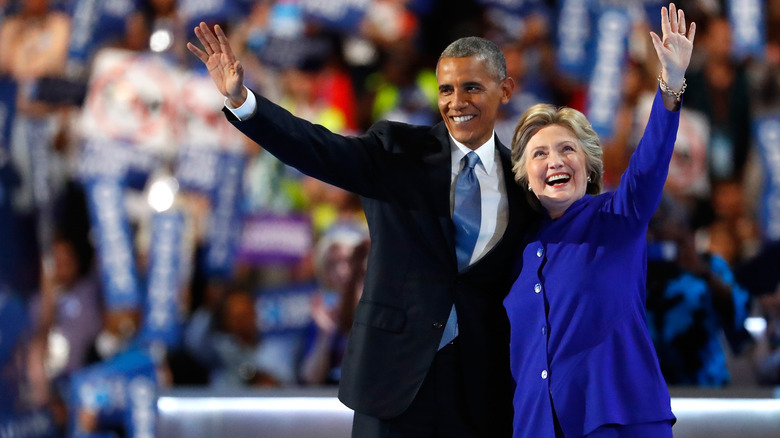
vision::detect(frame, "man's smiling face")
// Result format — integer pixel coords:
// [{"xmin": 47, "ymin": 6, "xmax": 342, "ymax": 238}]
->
[{"xmin": 436, "ymin": 56, "xmax": 513, "ymax": 150}]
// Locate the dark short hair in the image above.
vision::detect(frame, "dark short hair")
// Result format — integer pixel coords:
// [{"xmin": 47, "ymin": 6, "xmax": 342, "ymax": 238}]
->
[{"xmin": 438, "ymin": 37, "xmax": 507, "ymax": 82}]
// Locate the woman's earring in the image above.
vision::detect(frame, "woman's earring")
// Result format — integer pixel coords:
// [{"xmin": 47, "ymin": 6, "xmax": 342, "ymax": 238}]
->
[
  {"xmin": 528, "ymin": 184, "xmax": 532, "ymax": 191},
  {"xmin": 587, "ymin": 176, "xmax": 592, "ymax": 183}
]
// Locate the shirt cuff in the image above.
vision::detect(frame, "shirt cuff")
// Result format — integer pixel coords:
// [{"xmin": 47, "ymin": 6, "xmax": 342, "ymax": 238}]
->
[{"xmin": 225, "ymin": 86, "xmax": 257, "ymax": 121}]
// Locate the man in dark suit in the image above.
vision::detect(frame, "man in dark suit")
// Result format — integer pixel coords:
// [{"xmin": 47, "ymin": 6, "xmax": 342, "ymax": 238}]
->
[{"xmin": 188, "ymin": 24, "xmax": 534, "ymax": 438}]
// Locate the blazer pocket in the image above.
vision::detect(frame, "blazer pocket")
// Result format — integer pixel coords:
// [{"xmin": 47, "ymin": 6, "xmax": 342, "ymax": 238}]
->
[{"xmin": 353, "ymin": 301, "xmax": 406, "ymax": 333}]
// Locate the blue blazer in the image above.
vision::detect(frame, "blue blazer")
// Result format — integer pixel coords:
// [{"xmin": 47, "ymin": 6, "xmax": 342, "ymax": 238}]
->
[
  {"xmin": 225, "ymin": 90, "xmax": 534, "ymax": 435},
  {"xmin": 504, "ymin": 90, "xmax": 679, "ymax": 437}
]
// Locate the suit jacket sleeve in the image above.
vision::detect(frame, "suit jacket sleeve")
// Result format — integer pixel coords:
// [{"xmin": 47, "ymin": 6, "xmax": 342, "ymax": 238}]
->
[{"xmin": 224, "ymin": 89, "xmax": 391, "ymax": 198}]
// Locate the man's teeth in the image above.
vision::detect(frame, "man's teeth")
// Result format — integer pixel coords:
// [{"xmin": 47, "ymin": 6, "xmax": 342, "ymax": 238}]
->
[
  {"xmin": 453, "ymin": 115, "xmax": 475, "ymax": 123},
  {"xmin": 546, "ymin": 174, "xmax": 570, "ymax": 184}
]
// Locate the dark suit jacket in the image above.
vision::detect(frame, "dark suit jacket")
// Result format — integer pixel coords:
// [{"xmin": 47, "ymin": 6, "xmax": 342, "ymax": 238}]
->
[{"xmin": 225, "ymin": 91, "xmax": 534, "ymax": 436}]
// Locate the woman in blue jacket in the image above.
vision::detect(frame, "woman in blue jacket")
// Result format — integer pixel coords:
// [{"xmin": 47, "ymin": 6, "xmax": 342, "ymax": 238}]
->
[{"xmin": 505, "ymin": 4, "xmax": 695, "ymax": 437}]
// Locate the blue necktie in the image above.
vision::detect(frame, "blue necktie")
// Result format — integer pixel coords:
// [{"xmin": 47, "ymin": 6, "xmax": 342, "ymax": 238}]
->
[{"xmin": 439, "ymin": 151, "xmax": 481, "ymax": 349}]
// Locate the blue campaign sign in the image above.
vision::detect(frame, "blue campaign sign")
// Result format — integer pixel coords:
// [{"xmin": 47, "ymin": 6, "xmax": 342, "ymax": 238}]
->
[
  {"xmin": 556, "ymin": 0, "xmax": 593, "ymax": 80},
  {"xmin": 68, "ymin": 0, "xmax": 139, "ymax": 69},
  {"xmin": 0, "ymin": 409, "xmax": 57, "ymax": 438},
  {"xmin": 141, "ymin": 210, "xmax": 186, "ymax": 349},
  {"xmin": 69, "ymin": 350, "xmax": 157, "ymax": 436},
  {"xmin": 728, "ymin": 0, "xmax": 765, "ymax": 60},
  {"xmin": 585, "ymin": 6, "xmax": 631, "ymax": 140},
  {"xmin": 754, "ymin": 116, "xmax": 780, "ymax": 241},
  {"xmin": 84, "ymin": 178, "xmax": 142, "ymax": 311},
  {"xmin": 175, "ymin": 145, "xmax": 220, "ymax": 194},
  {"xmin": 0, "ymin": 78, "xmax": 16, "ymax": 152},
  {"xmin": 299, "ymin": 0, "xmax": 370, "ymax": 34},
  {"xmin": 0, "ymin": 293, "xmax": 28, "ymax": 374},
  {"xmin": 256, "ymin": 281, "xmax": 318, "ymax": 335},
  {"xmin": 206, "ymin": 152, "xmax": 246, "ymax": 276}
]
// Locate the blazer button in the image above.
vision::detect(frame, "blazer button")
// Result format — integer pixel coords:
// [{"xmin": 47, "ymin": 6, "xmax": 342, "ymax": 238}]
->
[{"xmin": 433, "ymin": 322, "xmax": 443, "ymax": 329}]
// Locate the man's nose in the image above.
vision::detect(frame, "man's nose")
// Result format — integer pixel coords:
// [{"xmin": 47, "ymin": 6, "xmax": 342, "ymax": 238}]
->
[{"xmin": 450, "ymin": 89, "xmax": 468, "ymax": 108}]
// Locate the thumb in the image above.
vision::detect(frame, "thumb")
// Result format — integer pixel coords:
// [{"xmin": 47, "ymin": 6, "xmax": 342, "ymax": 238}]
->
[{"xmin": 649, "ymin": 32, "xmax": 666, "ymax": 62}]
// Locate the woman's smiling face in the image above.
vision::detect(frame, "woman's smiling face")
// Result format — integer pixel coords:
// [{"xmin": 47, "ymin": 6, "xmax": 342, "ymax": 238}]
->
[{"xmin": 525, "ymin": 124, "xmax": 589, "ymax": 219}]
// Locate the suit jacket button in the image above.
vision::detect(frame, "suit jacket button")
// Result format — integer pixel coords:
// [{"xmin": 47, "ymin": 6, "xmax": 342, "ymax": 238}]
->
[{"xmin": 433, "ymin": 322, "xmax": 443, "ymax": 329}]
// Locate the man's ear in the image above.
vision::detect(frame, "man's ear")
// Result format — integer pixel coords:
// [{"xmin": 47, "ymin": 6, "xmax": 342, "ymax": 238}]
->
[{"xmin": 501, "ymin": 77, "xmax": 516, "ymax": 104}]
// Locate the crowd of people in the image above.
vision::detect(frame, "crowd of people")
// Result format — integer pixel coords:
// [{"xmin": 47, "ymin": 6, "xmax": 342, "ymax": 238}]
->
[{"xmin": 1, "ymin": 0, "xmax": 780, "ymax": 436}]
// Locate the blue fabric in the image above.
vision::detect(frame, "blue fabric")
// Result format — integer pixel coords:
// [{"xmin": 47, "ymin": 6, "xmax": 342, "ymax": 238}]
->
[
  {"xmin": 646, "ymin": 254, "xmax": 752, "ymax": 386},
  {"xmin": 439, "ymin": 152, "xmax": 481, "ymax": 349},
  {"xmin": 504, "ymin": 90, "xmax": 679, "ymax": 438},
  {"xmin": 453, "ymin": 152, "xmax": 482, "ymax": 270}
]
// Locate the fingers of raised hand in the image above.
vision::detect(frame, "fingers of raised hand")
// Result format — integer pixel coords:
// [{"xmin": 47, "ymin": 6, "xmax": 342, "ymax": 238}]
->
[
  {"xmin": 186, "ymin": 42, "xmax": 209, "ymax": 63},
  {"xmin": 215, "ymin": 25, "xmax": 235, "ymax": 60},
  {"xmin": 198, "ymin": 22, "xmax": 221, "ymax": 55}
]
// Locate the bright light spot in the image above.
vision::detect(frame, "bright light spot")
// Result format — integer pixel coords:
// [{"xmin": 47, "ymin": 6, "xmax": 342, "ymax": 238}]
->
[
  {"xmin": 745, "ymin": 316, "xmax": 767, "ymax": 338},
  {"xmin": 148, "ymin": 177, "xmax": 178, "ymax": 212},
  {"xmin": 150, "ymin": 30, "xmax": 173, "ymax": 53},
  {"xmin": 157, "ymin": 397, "xmax": 352, "ymax": 414}
]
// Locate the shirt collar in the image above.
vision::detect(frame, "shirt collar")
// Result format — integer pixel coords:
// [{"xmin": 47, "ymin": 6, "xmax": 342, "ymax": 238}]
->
[{"xmin": 449, "ymin": 132, "xmax": 497, "ymax": 175}]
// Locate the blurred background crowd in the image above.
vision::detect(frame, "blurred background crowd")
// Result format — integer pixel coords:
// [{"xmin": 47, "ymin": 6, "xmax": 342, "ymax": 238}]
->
[{"xmin": 0, "ymin": 0, "xmax": 779, "ymax": 436}]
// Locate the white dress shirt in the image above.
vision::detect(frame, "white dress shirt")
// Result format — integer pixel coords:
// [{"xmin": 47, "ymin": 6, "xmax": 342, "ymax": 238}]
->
[{"xmin": 449, "ymin": 134, "xmax": 509, "ymax": 267}]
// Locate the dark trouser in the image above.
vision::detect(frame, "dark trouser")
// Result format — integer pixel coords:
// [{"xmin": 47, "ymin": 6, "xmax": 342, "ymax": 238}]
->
[{"xmin": 351, "ymin": 341, "xmax": 480, "ymax": 438}]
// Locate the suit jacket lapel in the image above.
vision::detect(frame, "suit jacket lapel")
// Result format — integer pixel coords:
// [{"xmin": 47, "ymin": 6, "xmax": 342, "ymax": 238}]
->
[{"xmin": 421, "ymin": 123, "xmax": 457, "ymax": 268}]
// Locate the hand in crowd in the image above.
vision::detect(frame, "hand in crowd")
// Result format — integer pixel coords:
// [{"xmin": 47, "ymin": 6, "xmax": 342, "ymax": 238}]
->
[{"xmin": 187, "ymin": 23, "xmax": 247, "ymax": 108}]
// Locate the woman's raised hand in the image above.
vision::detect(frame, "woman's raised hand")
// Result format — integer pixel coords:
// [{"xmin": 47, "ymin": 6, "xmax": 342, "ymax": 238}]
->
[
  {"xmin": 187, "ymin": 22, "xmax": 247, "ymax": 107},
  {"xmin": 650, "ymin": 3, "xmax": 695, "ymax": 93}
]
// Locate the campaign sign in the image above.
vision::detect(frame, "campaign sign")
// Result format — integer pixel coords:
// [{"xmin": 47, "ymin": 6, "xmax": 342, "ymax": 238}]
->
[
  {"xmin": 299, "ymin": 0, "xmax": 370, "ymax": 33},
  {"xmin": 141, "ymin": 211, "xmax": 186, "ymax": 349},
  {"xmin": 68, "ymin": 0, "xmax": 138, "ymax": 70},
  {"xmin": 256, "ymin": 281, "xmax": 318, "ymax": 335},
  {"xmin": 0, "ymin": 409, "xmax": 57, "ymax": 438},
  {"xmin": 754, "ymin": 115, "xmax": 780, "ymax": 241},
  {"xmin": 585, "ymin": 7, "xmax": 631, "ymax": 140},
  {"xmin": 0, "ymin": 293, "xmax": 28, "ymax": 368},
  {"xmin": 728, "ymin": 0, "xmax": 765, "ymax": 60},
  {"xmin": 236, "ymin": 213, "xmax": 313, "ymax": 266},
  {"xmin": 69, "ymin": 350, "xmax": 157, "ymax": 436},
  {"xmin": 0, "ymin": 78, "xmax": 16, "ymax": 152},
  {"xmin": 178, "ymin": 73, "xmax": 246, "ymax": 150},
  {"xmin": 206, "ymin": 152, "xmax": 245, "ymax": 276},
  {"xmin": 78, "ymin": 139, "xmax": 157, "ymax": 190},
  {"xmin": 174, "ymin": 144, "xmax": 220, "ymax": 194},
  {"xmin": 85, "ymin": 178, "xmax": 142, "ymax": 311},
  {"xmin": 556, "ymin": 0, "xmax": 592, "ymax": 80},
  {"xmin": 80, "ymin": 49, "xmax": 181, "ymax": 156}
]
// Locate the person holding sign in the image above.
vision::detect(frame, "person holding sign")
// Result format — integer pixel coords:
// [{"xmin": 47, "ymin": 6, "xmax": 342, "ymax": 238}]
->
[
  {"xmin": 504, "ymin": 4, "xmax": 694, "ymax": 437},
  {"xmin": 189, "ymin": 24, "xmax": 535, "ymax": 438}
]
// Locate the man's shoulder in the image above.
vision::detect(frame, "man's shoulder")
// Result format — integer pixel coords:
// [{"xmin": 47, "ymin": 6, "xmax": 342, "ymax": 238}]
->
[{"xmin": 366, "ymin": 120, "xmax": 447, "ymax": 153}]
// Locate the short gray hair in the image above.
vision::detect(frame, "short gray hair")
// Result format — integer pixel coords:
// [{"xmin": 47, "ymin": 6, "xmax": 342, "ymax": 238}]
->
[
  {"xmin": 438, "ymin": 37, "xmax": 507, "ymax": 83},
  {"xmin": 511, "ymin": 103, "xmax": 604, "ymax": 210}
]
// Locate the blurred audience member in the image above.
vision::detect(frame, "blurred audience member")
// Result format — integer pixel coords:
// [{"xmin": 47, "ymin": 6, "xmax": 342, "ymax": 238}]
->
[
  {"xmin": 0, "ymin": 0, "xmax": 70, "ymax": 113},
  {"xmin": 736, "ymin": 241, "xmax": 780, "ymax": 384},
  {"xmin": 30, "ymin": 234, "xmax": 102, "ymax": 381},
  {"xmin": 185, "ymin": 285, "xmax": 288, "ymax": 387},
  {"xmin": 298, "ymin": 222, "xmax": 369, "ymax": 385},
  {"xmin": 646, "ymin": 195, "xmax": 752, "ymax": 386},
  {"xmin": 684, "ymin": 15, "xmax": 752, "ymax": 182}
]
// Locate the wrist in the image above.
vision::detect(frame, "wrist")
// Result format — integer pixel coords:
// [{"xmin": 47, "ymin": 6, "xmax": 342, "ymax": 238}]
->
[
  {"xmin": 658, "ymin": 72, "xmax": 686, "ymax": 101},
  {"xmin": 228, "ymin": 87, "xmax": 248, "ymax": 108}
]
